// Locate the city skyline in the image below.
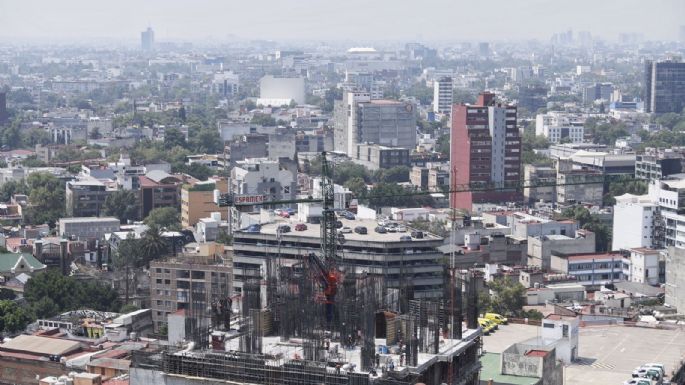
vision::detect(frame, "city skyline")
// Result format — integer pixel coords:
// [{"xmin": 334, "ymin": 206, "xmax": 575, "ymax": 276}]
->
[{"xmin": 1, "ymin": 0, "xmax": 684, "ymax": 44}]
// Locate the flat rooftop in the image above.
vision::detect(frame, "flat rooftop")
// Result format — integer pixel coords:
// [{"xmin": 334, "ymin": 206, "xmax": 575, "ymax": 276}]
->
[
  {"xmin": 483, "ymin": 323, "xmax": 685, "ymax": 385},
  {"xmin": 246, "ymin": 217, "xmax": 443, "ymax": 244},
  {"xmin": 0, "ymin": 335, "xmax": 82, "ymax": 356}
]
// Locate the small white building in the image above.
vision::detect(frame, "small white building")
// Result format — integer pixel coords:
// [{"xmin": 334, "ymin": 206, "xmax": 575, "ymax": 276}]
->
[
  {"xmin": 628, "ymin": 247, "xmax": 661, "ymax": 285},
  {"xmin": 540, "ymin": 314, "xmax": 579, "ymax": 364}
]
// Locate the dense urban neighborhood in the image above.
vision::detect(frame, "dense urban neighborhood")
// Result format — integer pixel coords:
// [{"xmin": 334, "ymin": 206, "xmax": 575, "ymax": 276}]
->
[{"xmin": 0, "ymin": 3, "xmax": 684, "ymax": 385}]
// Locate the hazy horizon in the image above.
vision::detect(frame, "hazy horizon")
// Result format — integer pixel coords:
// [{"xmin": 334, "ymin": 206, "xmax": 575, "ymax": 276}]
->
[{"xmin": 1, "ymin": 0, "xmax": 684, "ymax": 44}]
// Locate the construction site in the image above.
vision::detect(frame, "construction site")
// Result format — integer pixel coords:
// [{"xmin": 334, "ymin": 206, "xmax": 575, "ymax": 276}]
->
[{"xmin": 130, "ymin": 153, "xmax": 483, "ymax": 385}]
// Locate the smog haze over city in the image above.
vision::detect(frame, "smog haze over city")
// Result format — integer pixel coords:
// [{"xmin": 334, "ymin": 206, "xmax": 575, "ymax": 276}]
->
[
  {"xmin": 1, "ymin": 2, "xmax": 685, "ymax": 385},
  {"xmin": 1, "ymin": 0, "xmax": 684, "ymax": 42}
]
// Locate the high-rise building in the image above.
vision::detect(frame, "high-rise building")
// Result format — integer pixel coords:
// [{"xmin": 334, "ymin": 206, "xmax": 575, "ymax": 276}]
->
[
  {"xmin": 644, "ymin": 59, "xmax": 685, "ymax": 113},
  {"xmin": 333, "ymin": 91, "xmax": 416, "ymax": 157},
  {"xmin": 433, "ymin": 76, "xmax": 453, "ymax": 114},
  {"xmin": 0, "ymin": 91, "xmax": 7, "ymax": 125},
  {"xmin": 141, "ymin": 27, "xmax": 154, "ymax": 51},
  {"xmin": 582, "ymin": 82, "xmax": 614, "ymax": 104},
  {"xmin": 450, "ymin": 92, "xmax": 522, "ymax": 211}
]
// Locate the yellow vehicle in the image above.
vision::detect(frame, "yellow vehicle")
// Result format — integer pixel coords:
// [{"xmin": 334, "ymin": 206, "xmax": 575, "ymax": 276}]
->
[
  {"xmin": 478, "ymin": 318, "xmax": 496, "ymax": 334},
  {"xmin": 485, "ymin": 313, "xmax": 508, "ymax": 325}
]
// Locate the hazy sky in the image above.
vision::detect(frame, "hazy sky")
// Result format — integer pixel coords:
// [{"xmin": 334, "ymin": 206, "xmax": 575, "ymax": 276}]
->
[{"xmin": 1, "ymin": 0, "xmax": 683, "ymax": 43}]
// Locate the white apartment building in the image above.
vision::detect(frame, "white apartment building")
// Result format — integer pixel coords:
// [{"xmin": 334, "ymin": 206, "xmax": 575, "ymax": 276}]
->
[
  {"xmin": 433, "ymin": 76, "xmax": 453, "ymax": 114},
  {"xmin": 535, "ymin": 112, "xmax": 585, "ymax": 143},
  {"xmin": 648, "ymin": 178, "xmax": 685, "ymax": 249},
  {"xmin": 231, "ymin": 158, "xmax": 297, "ymax": 206},
  {"xmin": 612, "ymin": 193, "xmax": 658, "ymax": 250},
  {"xmin": 628, "ymin": 248, "xmax": 661, "ymax": 285}
]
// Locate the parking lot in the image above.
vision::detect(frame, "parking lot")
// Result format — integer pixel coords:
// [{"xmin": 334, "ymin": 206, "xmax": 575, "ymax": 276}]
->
[{"xmin": 482, "ymin": 323, "xmax": 685, "ymax": 384}]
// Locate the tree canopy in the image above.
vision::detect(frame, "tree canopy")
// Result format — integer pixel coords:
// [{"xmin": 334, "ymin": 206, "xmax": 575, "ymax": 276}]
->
[
  {"xmin": 103, "ymin": 190, "xmax": 140, "ymax": 224},
  {"xmin": 24, "ymin": 270, "xmax": 122, "ymax": 319},
  {"xmin": 144, "ymin": 207, "xmax": 181, "ymax": 230}
]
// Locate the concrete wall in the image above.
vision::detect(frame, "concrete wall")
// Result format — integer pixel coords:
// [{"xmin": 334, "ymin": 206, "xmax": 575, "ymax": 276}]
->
[
  {"xmin": 501, "ymin": 344, "xmax": 543, "ymax": 377},
  {"xmin": 666, "ymin": 246, "xmax": 685, "ymax": 312}
]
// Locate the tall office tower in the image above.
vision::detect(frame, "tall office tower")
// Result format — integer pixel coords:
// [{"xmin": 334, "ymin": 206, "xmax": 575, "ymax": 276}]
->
[
  {"xmin": 0, "ymin": 92, "xmax": 7, "ymax": 125},
  {"xmin": 141, "ymin": 27, "xmax": 155, "ymax": 51},
  {"xmin": 433, "ymin": 77, "xmax": 453, "ymax": 114},
  {"xmin": 644, "ymin": 59, "xmax": 685, "ymax": 113},
  {"xmin": 333, "ymin": 91, "xmax": 416, "ymax": 157},
  {"xmin": 450, "ymin": 92, "xmax": 522, "ymax": 211}
]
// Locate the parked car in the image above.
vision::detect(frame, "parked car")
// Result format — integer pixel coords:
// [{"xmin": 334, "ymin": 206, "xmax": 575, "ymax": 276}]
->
[
  {"xmin": 623, "ymin": 380, "xmax": 652, "ymax": 385},
  {"xmin": 411, "ymin": 230, "xmax": 424, "ymax": 239},
  {"xmin": 399, "ymin": 235, "xmax": 412, "ymax": 241},
  {"xmin": 277, "ymin": 225, "xmax": 291, "ymax": 233},
  {"xmin": 343, "ymin": 212, "xmax": 355, "ymax": 220},
  {"xmin": 396, "ymin": 225, "xmax": 407, "ymax": 232},
  {"xmin": 374, "ymin": 226, "xmax": 387, "ymax": 234},
  {"xmin": 339, "ymin": 226, "xmax": 352, "ymax": 234},
  {"xmin": 245, "ymin": 224, "xmax": 261, "ymax": 233},
  {"xmin": 354, "ymin": 226, "xmax": 367, "ymax": 234},
  {"xmin": 485, "ymin": 313, "xmax": 508, "ymax": 325},
  {"xmin": 279, "ymin": 211, "xmax": 290, "ymax": 218},
  {"xmin": 478, "ymin": 318, "xmax": 495, "ymax": 334},
  {"xmin": 335, "ymin": 220, "xmax": 343, "ymax": 229},
  {"xmin": 295, "ymin": 223, "xmax": 307, "ymax": 231}
]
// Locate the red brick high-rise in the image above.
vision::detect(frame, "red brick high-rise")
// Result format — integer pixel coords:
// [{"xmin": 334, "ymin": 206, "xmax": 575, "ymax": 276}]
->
[{"xmin": 450, "ymin": 92, "xmax": 522, "ymax": 211}]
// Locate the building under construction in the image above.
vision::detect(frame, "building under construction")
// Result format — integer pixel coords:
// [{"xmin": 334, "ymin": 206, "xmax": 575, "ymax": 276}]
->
[
  {"xmin": 130, "ymin": 264, "xmax": 482, "ymax": 385},
  {"xmin": 131, "ymin": 153, "xmax": 481, "ymax": 385}
]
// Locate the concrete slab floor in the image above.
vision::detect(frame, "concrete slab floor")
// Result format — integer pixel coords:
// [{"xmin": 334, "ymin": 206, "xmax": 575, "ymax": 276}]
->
[{"xmin": 482, "ymin": 323, "xmax": 685, "ymax": 385}]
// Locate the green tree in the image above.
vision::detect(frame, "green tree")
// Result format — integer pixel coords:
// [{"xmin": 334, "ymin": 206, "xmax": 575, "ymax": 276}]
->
[
  {"xmin": 333, "ymin": 162, "xmax": 372, "ymax": 185},
  {"xmin": 482, "ymin": 277, "xmax": 527, "ymax": 317},
  {"xmin": 656, "ymin": 112, "xmax": 682, "ymax": 130},
  {"xmin": 344, "ymin": 177, "xmax": 368, "ymax": 199},
  {"xmin": 21, "ymin": 156, "xmax": 47, "ymax": 167},
  {"xmin": 560, "ymin": 205, "xmax": 611, "ymax": 251},
  {"xmin": 103, "ymin": 190, "xmax": 140, "ymax": 224},
  {"xmin": 144, "ymin": 207, "xmax": 181, "ymax": 230},
  {"xmin": 24, "ymin": 172, "xmax": 65, "ymax": 227},
  {"xmin": 113, "ymin": 233, "xmax": 142, "ymax": 304},
  {"xmin": 250, "ymin": 113, "xmax": 277, "ymax": 126},
  {"xmin": 0, "ymin": 300, "xmax": 33, "ymax": 334},
  {"xmin": 140, "ymin": 224, "xmax": 169, "ymax": 267},
  {"xmin": 24, "ymin": 270, "xmax": 121, "ymax": 317},
  {"xmin": 375, "ymin": 166, "xmax": 411, "ymax": 183},
  {"xmin": 176, "ymin": 163, "xmax": 213, "ymax": 181},
  {"xmin": 436, "ymin": 134, "xmax": 450, "ymax": 155},
  {"xmin": 164, "ymin": 128, "xmax": 187, "ymax": 149},
  {"xmin": 0, "ymin": 180, "xmax": 28, "ymax": 202}
]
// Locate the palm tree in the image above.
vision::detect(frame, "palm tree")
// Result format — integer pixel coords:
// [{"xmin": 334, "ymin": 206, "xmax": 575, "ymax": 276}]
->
[{"xmin": 141, "ymin": 224, "xmax": 169, "ymax": 267}]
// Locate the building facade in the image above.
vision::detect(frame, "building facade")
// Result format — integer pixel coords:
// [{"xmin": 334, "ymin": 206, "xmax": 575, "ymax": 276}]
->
[
  {"xmin": 550, "ymin": 252, "xmax": 624, "ymax": 287},
  {"xmin": 612, "ymin": 193, "xmax": 659, "ymax": 250},
  {"xmin": 59, "ymin": 217, "xmax": 120, "ymax": 240},
  {"xmin": 66, "ymin": 179, "xmax": 111, "ymax": 217},
  {"xmin": 535, "ymin": 112, "xmax": 585, "ymax": 144},
  {"xmin": 450, "ymin": 92, "xmax": 522, "ymax": 211},
  {"xmin": 181, "ymin": 178, "xmax": 228, "ymax": 228},
  {"xmin": 334, "ymin": 91, "xmax": 417, "ymax": 157},
  {"xmin": 433, "ymin": 76, "xmax": 453, "ymax": 114},
  {"xmin": 644, "ymin": 59, "xmax": 685, "ymax": 114},
  {"xmin": 149, "ymin": 245, "xmax": 232, "ymax": 332}
]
